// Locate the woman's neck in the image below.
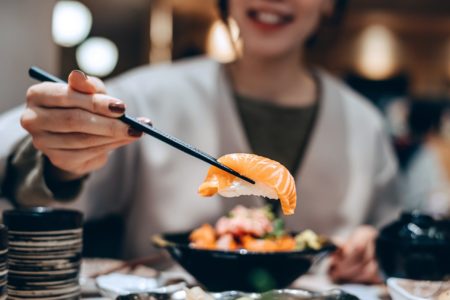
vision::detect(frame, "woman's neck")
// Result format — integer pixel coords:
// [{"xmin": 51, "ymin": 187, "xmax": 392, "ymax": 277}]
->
[{"xmin": 227, "ymin": 51, "xmax": 317, "ymax": 107}]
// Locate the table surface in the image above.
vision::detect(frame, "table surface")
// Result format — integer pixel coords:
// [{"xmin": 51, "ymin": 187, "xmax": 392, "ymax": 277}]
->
[{"xmin": 80, "ymin": 260, "xmax": 391, "ymax": 299}]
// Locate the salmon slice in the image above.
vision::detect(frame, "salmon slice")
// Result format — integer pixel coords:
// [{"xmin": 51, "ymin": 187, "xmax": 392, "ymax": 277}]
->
[{"xmin": 198, "ymin": 153, "xmax": 297, "ymax": 215}]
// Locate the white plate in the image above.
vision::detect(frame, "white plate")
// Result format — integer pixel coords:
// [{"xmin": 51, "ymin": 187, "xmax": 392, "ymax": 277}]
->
[
  {"xmin": 387, "ymin": 278, "xmax": 450, "ymax": 300},
  {"xmin": 96, "ymin": 273, "xmax": 159, "ymax": 298}
]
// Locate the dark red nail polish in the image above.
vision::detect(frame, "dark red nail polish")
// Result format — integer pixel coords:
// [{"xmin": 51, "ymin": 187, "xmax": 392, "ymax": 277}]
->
[
  {"xmin": 128, "ymin": 127, "xmax": 142, "ymax": 137},
  {"xmin": 109, "ymin": 102, "xmax": 125, "ymax": 114}
]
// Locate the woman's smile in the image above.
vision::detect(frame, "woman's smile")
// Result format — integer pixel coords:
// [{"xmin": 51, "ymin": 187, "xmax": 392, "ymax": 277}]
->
[
  {"xmin": 247, "ymin": 8, "xmax": 294, "ymax": 31},
  {"xmin": 229, "ymin": 0, "xmax": 327, "ymax": 58}
]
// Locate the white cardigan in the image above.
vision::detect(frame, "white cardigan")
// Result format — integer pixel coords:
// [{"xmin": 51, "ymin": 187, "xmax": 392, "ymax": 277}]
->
[{"xmin": 0, "ymin": 57, "xmax": 399, "ymax": 259}]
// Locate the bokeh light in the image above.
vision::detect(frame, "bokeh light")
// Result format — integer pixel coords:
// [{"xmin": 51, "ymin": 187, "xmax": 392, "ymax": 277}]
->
[
  {"xmin": 149, "ymin": 2, "xmax": 173, "ymax": 63},
  {"xmin": 355, "ymin": 25, "xmax": 399, "ymax": 80},
  {"xmin": 52, "ymin": 1, "xmax": 92, "ymax": 47},
  {"xmin": 207, "ymin": 19, "xmax": 240, "ymax": 63},
  {"xmin": 76, "ymin": 37, "xmax": 118, "ymax": 77},
  {"xmin": 447, "ymin": 39, "xmax": 450, "ymax": 80}
]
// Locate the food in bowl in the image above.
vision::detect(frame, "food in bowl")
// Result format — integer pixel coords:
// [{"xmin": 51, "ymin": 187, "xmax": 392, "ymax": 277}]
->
[
  {"xmin": 198, "ymin": 153, "xmax": 296, "ymax": 215},
  {"xmin": 153, "ymin": 206, "xmax": 336, "ymax": 292},
  {"xmin": 189, "ymin": 205, "xmax": 326, "ymax": 252},
  {"xmin": 153, "ymin": 230, "xmax": 336, "ymax": 292}
]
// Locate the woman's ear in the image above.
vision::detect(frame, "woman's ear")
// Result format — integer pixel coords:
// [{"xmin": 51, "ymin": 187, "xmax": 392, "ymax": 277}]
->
[{"xmin": 321, "ymin": 0, "xmax": 335, "ymax": 17}]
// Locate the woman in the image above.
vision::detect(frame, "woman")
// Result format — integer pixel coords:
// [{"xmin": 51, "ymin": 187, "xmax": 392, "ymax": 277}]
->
[{"xmin": 0, "ymin": 0, "xmax": 398, "ymax": 283}]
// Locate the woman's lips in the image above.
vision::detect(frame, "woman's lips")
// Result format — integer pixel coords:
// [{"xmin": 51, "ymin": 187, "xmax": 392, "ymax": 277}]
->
[{"xmin": 247, "ymin": 9, "xmax": 294, "ymax": 30}]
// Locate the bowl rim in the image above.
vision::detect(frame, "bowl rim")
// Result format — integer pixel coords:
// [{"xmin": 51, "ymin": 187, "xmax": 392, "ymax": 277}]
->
[
  {"xmin": 151, "ymin": 231, "xmax": 337, "ymax": 256},
  {"xmin": 3, "ymin": 207, "xmax": 83, "ymax": 231},
  {"xmin": 386, "ymin": 277, "xmax": 445, "ymax": 300},
  {"xmin": 377, "ymin": 233, "xmax": 450, "ymax": 246}
]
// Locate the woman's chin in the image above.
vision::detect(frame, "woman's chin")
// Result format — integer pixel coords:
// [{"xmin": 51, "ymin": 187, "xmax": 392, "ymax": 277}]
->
[{"xmin": 241, "ymin": 42, "xmax": 302, "ymax": 62}]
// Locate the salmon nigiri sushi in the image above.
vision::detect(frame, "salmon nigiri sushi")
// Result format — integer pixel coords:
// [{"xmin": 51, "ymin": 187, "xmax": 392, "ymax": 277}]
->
[{"xmin": 198, "ymin": 153, "xmax": 297, "ymax": 215}]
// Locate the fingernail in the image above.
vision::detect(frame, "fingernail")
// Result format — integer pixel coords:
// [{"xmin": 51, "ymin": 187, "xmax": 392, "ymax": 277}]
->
[
  {"xmin": 109, "ymin": 102, "xmax": 126, "ymax": 114},
  {"xmin": 73, "ymin": 70, "xmax": 87, "ymax": 79},
  {"xmin": 128, "ymin": 126, "xmax": 142, "ymax": 137}
]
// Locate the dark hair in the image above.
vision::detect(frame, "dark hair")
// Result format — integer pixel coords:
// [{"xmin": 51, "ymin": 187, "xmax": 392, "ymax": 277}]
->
[{"xmin": 218, "ymin": 0, "xmax": 228, "ymax": 23}]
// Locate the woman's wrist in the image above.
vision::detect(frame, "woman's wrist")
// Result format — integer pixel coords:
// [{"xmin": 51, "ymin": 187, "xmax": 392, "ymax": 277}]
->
[
  {"xmin": 43, "ymin": 156, "xmax": 88, "ymax": 200},
  {"xmin": 43, "ymin": 156, "xmax": 85, "ymax": 182}
]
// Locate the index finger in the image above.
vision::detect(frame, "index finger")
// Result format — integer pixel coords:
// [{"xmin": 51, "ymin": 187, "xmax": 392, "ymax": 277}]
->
[
  {"xmin": 68, "ymin": 70, "xmax": 106, "ymax": 94},
  {"xmin": 27, "ymin": 82, "xmax": 125, "ymax": 118}
]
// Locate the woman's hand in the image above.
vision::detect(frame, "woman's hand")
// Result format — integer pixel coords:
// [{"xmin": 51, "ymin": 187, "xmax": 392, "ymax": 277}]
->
[
  {"xmin": 22, "ymin": 70, "xmax": 148, "ymax": 181},
  {"xmin": 328, "ymin": 225, "xmax": 382, "ymax": 284}
]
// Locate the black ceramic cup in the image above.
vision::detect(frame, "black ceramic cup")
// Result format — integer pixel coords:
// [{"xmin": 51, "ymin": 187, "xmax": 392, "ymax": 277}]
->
[
  {"xmin": 376, "ymin": 212, "xmax": 450, "ymax": 281},
  {"xmin": 3, "ymin": 207, "xmax": 83, "ymax": 300},
  {"xmin": 0, "ymin": 224, "xmax": 7, "ymax": 300}
]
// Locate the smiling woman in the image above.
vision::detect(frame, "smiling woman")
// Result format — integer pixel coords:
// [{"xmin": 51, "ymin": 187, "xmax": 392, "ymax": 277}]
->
[
  {"xmin": 221, "ymin": 0, "xmax": 331, "ymax": 59},
  {"xmin": 0, "ymin": 0, "xmax": 398, "ymax": 287}
]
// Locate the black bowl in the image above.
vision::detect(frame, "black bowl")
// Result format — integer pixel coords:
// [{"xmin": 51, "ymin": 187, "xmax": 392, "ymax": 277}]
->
[
  {"xmin": 376, "ymin": 212, "xmax": 450, "ymax": 281},
  {"xmin": 153, "ymin": 231, "xmax": 336, "ymax": 292}
]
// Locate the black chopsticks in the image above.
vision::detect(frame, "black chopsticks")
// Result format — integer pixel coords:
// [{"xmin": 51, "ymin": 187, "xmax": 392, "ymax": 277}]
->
[{"xmin": 28, "ymin": 66, "xmax": 255, "ymax": 184}]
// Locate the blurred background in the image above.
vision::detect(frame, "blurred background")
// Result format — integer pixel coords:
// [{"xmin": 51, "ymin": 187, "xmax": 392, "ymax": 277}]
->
[
  {"xmin": 1, "ymin": 0, "xmax": 449, "ymax": 113},
  {"xmin": 1, "ymin": 0, "xmax": 449, "ymax": 256},
  {"xmin": 2, "ymin": 0, "xmax": 450, "ymax": 160}
]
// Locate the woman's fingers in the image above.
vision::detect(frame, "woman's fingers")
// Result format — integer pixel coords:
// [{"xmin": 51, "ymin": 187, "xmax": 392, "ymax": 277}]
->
[
  {"xmin": 330, "ymin": 257, "xmax": 381, "ymax": 284},
  {"xmin": 32, "ymin": 132, "xmax": 136, "ymax": 150},
  {"xmin": 68, "ymin": 70, "xmax": 107, "ymax": 94},
  {"xmin": 23, "ymin": 68, "xmax": 153, "ymax": 178},
  {"xmin": 27, "ymin": 116, "xmax": 151, "ymax": 177},
  {"xmin": 329, "ymin": 255, "xmax": 368, "ymax": 282},
  {"xmin": 342, "ymin": 226, "xmax": 377, "ymax": 264},
  {"xmin": 26, "ymin": 69, "xmax": 119, "ymax": 120},
  {"xmin": 358, "ymin": 260, "xmax": 382, "ymax": 284},
  {"xmin": 26, "ymin": 83, "xmax": 125, "ymax": 118},
  {"xmin": 341, "ymin": 235, "xmax": 373, "ymax": 267},
  {"xmin": 21, "ymin": 107, "xmax": 136, "ymax": 138},
  {"xmin": 328, "ymin": 226, "xmax": 380, "ymax": 284},
  {"xmin": 45, "ymin": 140, "xmax": 133, "ymax": 176}
]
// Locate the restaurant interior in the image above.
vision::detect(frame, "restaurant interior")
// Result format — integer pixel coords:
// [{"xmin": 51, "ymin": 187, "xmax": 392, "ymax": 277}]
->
[
  {"xmin": 0, "ymin": 0, "xmax": 450, "ymax": 299},
  {"xmin": 2, "ymin": 0, "xmax": 449, "ymax": 109}
]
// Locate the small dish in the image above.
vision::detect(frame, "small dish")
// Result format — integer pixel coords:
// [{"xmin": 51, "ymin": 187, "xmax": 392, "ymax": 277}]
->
[
  {"xmin": 387, "ymin": 278, "xmax": 450, "ymax": 300},
  {"xmin": 96, "ymin": 273, "xmax": 160, "ymax": 298}
]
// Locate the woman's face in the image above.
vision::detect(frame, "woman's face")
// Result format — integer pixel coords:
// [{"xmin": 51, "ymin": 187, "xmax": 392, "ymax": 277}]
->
[{"xmin": 228, "ymin": 0, "xmax": 329, "ymax": 59}]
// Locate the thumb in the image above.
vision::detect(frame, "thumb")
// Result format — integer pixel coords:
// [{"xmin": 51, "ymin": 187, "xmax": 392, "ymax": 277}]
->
[{"xmin": 68, "ymin": 70, "xmax": 106, "ymax": 94}]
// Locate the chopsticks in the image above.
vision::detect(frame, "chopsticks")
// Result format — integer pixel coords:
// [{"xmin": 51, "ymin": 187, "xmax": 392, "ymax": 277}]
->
[
  {"xmin": 87, "ymin": 253, "xmax": 166, "ymax": 279},
  {"xmin": 28, "ymin": 66, "xmax": 255, "ymax": 184}
]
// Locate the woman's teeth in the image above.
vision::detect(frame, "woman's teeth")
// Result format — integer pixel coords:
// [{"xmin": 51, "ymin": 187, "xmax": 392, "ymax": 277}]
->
[
  {"xmin": 257, "ymin": 12, "xmax": 283, "ymax": 25},
  {"xmin": 249, "ymin": 10, "xmax": 293, "ymax": 26}
]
